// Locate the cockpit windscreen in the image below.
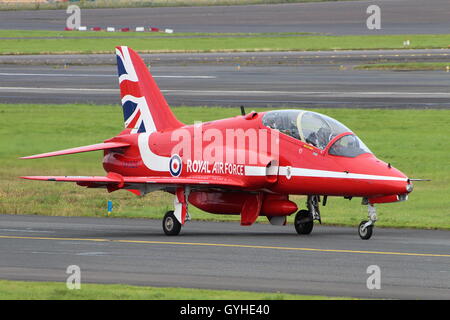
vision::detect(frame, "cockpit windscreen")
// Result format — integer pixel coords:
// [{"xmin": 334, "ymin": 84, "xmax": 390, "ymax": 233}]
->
[
  {"xmin": 328, "ymin": 134, "xmax": 372, "ymax": 157},
  {"xmin": 262, "ymin": 110, "xmax": 352, "ymax": 149}
]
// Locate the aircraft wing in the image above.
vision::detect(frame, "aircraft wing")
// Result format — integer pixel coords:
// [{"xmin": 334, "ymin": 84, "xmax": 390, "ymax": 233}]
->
[{"xmin": 21, "ymin": 174, "xmax": 246, "ymax": 194}]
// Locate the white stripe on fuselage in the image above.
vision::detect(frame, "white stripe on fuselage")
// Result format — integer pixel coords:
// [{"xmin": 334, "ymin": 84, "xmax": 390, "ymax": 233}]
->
[
  {"xmin": 138, "ymin": 133, "xmax": 170, "ymax": 172},
  {"xmin": 136, "ymin": 151, "xmax": 407, "ymax": 182},
  {"xmin": 285, "ymin": 167, "xmax": 406, "ymax": 181},
  {"xmin": 245, "ymin": 165, "xmax": 407, "ymax": 182}
]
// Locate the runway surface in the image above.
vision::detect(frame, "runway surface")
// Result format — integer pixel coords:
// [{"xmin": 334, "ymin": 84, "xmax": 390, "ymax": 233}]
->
[
  {"xmin": 0, "ymin": 214, "xmax": 449, "ymax": 299},
  {"xmin": 1, "ymin": 50, "xmax": 450, "ymax": 108},
  {"xmin": 0, "ymin": 0, "xmax": 449, "ymax": 35}
]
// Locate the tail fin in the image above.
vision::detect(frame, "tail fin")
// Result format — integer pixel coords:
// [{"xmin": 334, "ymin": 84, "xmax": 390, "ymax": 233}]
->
[{"xmin": 115, "ymin": 46, "xmax": 183, "ymax": 133}]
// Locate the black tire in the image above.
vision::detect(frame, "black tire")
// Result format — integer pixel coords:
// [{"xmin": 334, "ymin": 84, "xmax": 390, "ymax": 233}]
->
[
  {"xmin": 358, "ymin": 220, "xmax": 373, "ymax": 240},
  {"xmin": 162, "ymin": 210, "xmax": 181, "ymax": 236},
  {"xmin": 294, "ymin": 210, "xmax": 314, "ymax": 235}
]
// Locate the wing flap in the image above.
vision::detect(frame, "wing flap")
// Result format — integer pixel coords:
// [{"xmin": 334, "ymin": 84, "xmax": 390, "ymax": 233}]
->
[{"xmin": 20, "ymin": 142, "xmax": 130, "ymax": 160}]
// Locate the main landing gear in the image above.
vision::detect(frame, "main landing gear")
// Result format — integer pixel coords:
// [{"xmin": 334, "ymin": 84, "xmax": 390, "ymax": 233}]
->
[
  {"xmin": 358, "ymin": 203, "xmax": 377, "ymax": 240},
  {"xmin": 294, "ymin": 195, "xmax": 322, "ymax": 235},
  {"xmin": 162, "ymin": 210, "xmax": 182, "ymax": 236},
  {"xmin": 162, "ymin": 187, "xmax": 190, "ymax": 236}
]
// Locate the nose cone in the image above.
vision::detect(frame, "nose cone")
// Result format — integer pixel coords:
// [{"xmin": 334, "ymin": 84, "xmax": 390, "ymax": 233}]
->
[
  {"xmin": 392, "ymin": 167, "xmax": 413, "ymax": 195},
  {"xmin": 365, "ymin": 155, "xmax": 412, "ymax": 195},
  {"xmin": 333, "ymin": 154, "xmax": 411, "ymax": 197}
]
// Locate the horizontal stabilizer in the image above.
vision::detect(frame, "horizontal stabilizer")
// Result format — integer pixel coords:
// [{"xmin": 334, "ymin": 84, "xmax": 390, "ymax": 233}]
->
[
  {"xmin": 21, "ymin": 175, "xmax": 122, "ymax": 183},
  {"xmin": 20, "ymin": 142, "xmax": 130, "ymax": 159}
]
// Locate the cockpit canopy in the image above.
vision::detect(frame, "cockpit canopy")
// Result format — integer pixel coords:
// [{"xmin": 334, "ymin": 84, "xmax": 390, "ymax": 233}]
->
[{"xmin": 262, "ymin": 110, "xmax": 371, "ymax": 157}]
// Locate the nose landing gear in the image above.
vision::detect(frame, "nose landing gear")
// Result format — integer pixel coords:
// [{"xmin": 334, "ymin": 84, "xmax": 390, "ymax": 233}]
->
[{"xmin": 358, "ymin": 203, "xmax": 377, "ymax": 240}]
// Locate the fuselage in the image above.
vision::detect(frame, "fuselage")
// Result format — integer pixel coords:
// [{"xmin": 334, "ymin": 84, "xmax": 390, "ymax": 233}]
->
[{"xmin": 103, "ymin": 110, "xmax": 411, "ymax": 202}]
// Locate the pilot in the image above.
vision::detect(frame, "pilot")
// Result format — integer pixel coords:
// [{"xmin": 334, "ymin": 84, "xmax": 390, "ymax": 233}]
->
[
  {"xmin": 264, "ymin": 114, "xmax": 278, "ymax": 130},
  {"xmin": 329, "ymin": 138, "xmax": 344, "ymax": 155},
  {"xmin": 273, "ymin": 116, "xmax": 284, "ymax": 131},
  {"xmin": 306, "ymin": 132, "xmax": 318, "ymax": 147},
  {"xmin": 316, "ymin": 127, "xmax": 332, "ymax": 149},
  {"xmin": 287, "ymin": 118, "xmax": 300, "ymax": 139},
  {"xmin": 280, "ymin": 119, "xmax": 297, "ymax": 138},
  {"xmin": 346, "ymin": 135, "xmax": 361, "ymax": 154}
]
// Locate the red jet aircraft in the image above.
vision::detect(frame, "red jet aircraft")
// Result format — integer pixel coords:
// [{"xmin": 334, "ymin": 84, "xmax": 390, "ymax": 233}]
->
[{"xmin": 22, "ymin": 46, "xmax": 415, "ymax": 240}]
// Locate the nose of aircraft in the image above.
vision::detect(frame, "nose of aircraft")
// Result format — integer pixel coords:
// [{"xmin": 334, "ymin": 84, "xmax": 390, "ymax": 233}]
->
[
  {"xmin": 406, "ymin": 179, "xmax": 414, "ymax": 193},
  {"xmin": 328, "ymin": 153, "xmax": 412, "ymax": 198},
  {"xmin": 374, "ymin": 158, "xmax": 412, "ymax": 196},
  {"xmin": 342, "ymin": 154, "xmax": 412, "ymax": 196}
]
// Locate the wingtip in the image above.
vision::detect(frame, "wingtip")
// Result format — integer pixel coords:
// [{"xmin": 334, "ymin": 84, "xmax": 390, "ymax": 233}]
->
[
  {"xmin": 20, "ymin": 176, "xmax": 40, "ymax": 180},
  {"xmin": 20, "ymin": 176, "xmax": 56, "ymax": 181},
  {"xmin": 20, "ymin": 155, "xmax": 49, "ymax": 160}
]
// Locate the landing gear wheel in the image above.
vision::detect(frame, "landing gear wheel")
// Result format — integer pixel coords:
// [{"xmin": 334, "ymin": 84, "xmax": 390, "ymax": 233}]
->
[
  {"xmin": 163, "ymin": 210, "xmax": 181, "ymax": 236},
  {"xmin": 358, "ymin": 221, "xmax": 373, "ymax": 240},
  {"xmin": 294, "ymin": 210, "xmax": 314, "ymax": 235}
]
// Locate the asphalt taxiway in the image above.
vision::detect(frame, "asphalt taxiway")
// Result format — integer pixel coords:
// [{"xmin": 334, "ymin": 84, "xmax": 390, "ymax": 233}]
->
[
  {"xmin": 1, "ymin": 50, "xmax": 449, "ymax": 108},
  {"xmin": 1, "ymin": 0, "xmax": 449, "ymax": 35},
  {"xmin": 0, "ymin": 214, "xmax": 449, "ymax": 299}
]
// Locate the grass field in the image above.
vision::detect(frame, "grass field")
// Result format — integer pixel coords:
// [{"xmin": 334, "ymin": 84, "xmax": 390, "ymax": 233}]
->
[
  {"xmin": 0, "ymin": 279, "xmax": 348, "ymax": 300},
  {"xmin": 355, "ymin": 62, "xmax": 450, "ymax": 71},
  {"xmin": 0, "ymin": 103, "xmax": 449, "ymax": 230},
  {"xmin": 1, "ymin": 32, "xmax": 450, "ymax": 54}
]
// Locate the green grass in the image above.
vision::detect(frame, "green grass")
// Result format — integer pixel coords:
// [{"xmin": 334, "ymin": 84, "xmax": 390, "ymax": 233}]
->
[
  {"xmin": 1, "ymin": 32, "xmax": 450, "ymax": 55},
  {"xmin": 0, "ymin": 104, "xmax": 449, "ymax": 230},
  {"xmin": 0, "ymin": 279, "xmax": 348, "ymax": 300},
  {"xmin": 355, "ymin": 62, "xmax": 450, "ymax": 71}
]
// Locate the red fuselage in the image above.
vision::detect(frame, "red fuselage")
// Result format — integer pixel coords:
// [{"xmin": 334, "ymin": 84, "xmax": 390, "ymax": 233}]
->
[{"xmin": 103, "ymin": 111, "xmax": 410, "ymax": 216}]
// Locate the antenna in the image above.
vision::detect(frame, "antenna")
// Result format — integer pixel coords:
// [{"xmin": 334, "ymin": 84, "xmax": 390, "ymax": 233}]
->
[{"xmin": 240, "ymin": 106, "xmax": 246, "ymax": 116}]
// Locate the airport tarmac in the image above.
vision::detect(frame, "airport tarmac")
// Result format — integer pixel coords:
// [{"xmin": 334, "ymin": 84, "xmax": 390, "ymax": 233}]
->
[
  {"xmin": 0, "ymin": 214, "xmax": 449, "ymax": 299},
  {"xmin": 0, "ymin": 0, "xmax": 449, "ymax": 35},
  {"xmin": 1, "ymin": 51, "xmax": 449, "ymax": 108}
]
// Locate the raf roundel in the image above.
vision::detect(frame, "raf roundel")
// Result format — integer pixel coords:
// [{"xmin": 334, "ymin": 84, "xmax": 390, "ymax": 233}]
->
[{"xmin": 169, "ymin": 154, "xmax": 182, "ymax": 177}]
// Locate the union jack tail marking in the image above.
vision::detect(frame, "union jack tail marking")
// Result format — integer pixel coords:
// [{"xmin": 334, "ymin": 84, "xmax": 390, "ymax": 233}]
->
[{"xmin": 115, "ymin": 46, "xmax": 183, "ymax": 134}]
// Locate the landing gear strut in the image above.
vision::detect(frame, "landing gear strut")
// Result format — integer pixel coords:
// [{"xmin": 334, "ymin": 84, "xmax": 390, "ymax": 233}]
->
[
  {"xmin": 307, "ymin": 195, "xmax": 322, "ymax": 224},
  {"xmin": 294, "ymin": 195, "xmax": 322, "ymax": 235},
  {"xmin": 358, "ymin": 203, "xmax": 377, "ymax": 240},
  {"xmin": 162, "ymin": 187, "xmax": 190, "ymax": 236}
]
